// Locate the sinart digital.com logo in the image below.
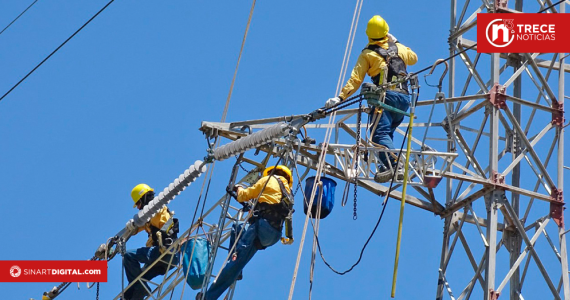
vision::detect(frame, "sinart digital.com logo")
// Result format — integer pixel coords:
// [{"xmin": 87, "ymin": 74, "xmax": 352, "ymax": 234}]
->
[
  {"xmin": 486, "ymin": 19, "xmax": 515, "ymax": 48},
  {"xmin": 10, "ymin": 265, "xmax": 21, "ymax": 278}
]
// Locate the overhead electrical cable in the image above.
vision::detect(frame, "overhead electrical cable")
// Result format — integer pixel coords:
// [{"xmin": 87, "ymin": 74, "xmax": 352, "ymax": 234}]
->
[
  {"xmin": 0, "ymin": 0, "xmax": 115, "ymax": 103},
  {"xmin": 0, "ymin": 0, "xmax": 39, "ymax": 36}
]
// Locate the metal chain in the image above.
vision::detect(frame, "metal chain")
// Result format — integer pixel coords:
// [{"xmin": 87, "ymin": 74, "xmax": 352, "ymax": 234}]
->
[
  {"xmin": 96, "ymin": 282, "xmax": 99, "ymax": 300},
  {"xmin": 323, "ymin": 95, "xmax": 363, "ymax": 115},
  {"xmin": 292, "ymin": 181, "xmax": 302, "ymax": 197},
  {"xmin": 353, "ymin": 101, "xmax": 363, "ymax": 220}
]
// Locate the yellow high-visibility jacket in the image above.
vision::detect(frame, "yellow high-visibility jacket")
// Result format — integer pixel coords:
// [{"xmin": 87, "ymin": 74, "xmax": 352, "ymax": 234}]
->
[
  {"xmin": 237, "ymin": 175, "xmax": 291, "ymax": 205},
  {"xmin": 339, "ymin": 40, "xmax": 418, "ymax": 100},
  {"xmin": 134, "ymin": 206, "xmax": 172, "ymax": 247}
]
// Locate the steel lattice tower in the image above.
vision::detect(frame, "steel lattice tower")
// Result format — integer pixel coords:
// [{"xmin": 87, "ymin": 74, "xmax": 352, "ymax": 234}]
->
[{"xmin": 435, "ymin": 0, "xmax": 569, "ymax": 299}]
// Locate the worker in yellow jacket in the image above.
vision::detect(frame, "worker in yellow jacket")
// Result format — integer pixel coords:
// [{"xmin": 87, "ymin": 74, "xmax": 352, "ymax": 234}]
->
[
  {"xmin": 123, "ymin": 184, "xmax": 180, "ymax": 300},
  {"xmin": 325, "ymin": 15, "xmax": 418, "ymax": 183},
  {"xmin": 198, "ymin": 165, "xmax": 293, "ymax": 300}
]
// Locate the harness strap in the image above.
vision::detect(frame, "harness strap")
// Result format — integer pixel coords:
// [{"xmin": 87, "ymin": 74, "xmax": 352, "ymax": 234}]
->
[
  {"xmin": 366, "ymin": 42, "xmax": 409, "ymax": 93},
  {"xmin": 249, "ymin": 176, "xmax": 294, "ymax": 230}
]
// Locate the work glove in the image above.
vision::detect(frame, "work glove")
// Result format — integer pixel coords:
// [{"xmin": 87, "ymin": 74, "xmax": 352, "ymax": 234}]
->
[
  {"xmin": 325, "ymin": 96, "xmax": 341, "ymax": 109},
  {"xmin": 241, "ymin": 201, "xmax": 252, "ymax": 212},
  {"xmin": 387, "ymin": 33, "xmax": 398, "ymax": 43},
  {"xmin": 233, "ymin": 183, "xmax": 247, "ymax": 192},
  {"xmin": 126, "ymin": 219, "xmax": 137, "ymax": 232}
]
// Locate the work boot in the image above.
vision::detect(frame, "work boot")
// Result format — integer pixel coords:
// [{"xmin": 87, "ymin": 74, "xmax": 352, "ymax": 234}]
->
[
  {"xmin": 374, "ymin": 165, "xmax": 406, "ymax": 183},
  {"xmin": 395, "ymin": 167, "xmax": 405, "ymax": 181},
  {"xmin": 374, "ymin": 166, "xmax": 392, "ymax": 183}
]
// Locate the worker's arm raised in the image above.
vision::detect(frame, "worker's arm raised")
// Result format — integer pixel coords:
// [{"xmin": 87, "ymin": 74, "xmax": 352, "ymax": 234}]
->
[
  {"xmin": 237, "ymin": 176, "xmax": 270, "ymax": 203},
  {"xmin": 396, "ymin": 43, "xmax": 418, "ymax": 66}
]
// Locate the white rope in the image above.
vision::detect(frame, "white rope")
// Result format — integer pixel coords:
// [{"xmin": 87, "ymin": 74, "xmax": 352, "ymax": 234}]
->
[
  {"xmin": 191, "ymin": 3, "xmax": 257, "ymax": 295},
  {"xmin": 309, "ymin": 183, "xmax": 324, "ymax": 300},
  {"xmin": 221, "ymin": 0, "xmax": 256, "ymax": 123},
  {"xmin": 287, "ymin": 1, "xmax": 364, "ymax": 299}
]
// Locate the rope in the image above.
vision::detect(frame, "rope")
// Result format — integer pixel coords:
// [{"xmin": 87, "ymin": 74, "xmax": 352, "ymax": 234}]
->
[
  {"xmin": 220, "ymin": 0, "xmax": 256, "ymax": 123},
  {"xmin": 186, "ymin": 8, "xmax": 259, "ymax": 288},
  {"xmin": 188, "ymin": 1, "xmax": 258, "ymax": 286},
  {"xmin": 0, "ymin": 0, "xmax": 39, "ymax": 36},
  {"xmin": 0, "ymin": 0, "xmax": 116, "ymax": 103},
  {"xmin": 335, "ymin": 0, "xmax": 364, "ymax": 95},
  {"xmin": 308, "ymin": 182, "xmax": 324, "ymax": 300},
  {"xmin": 288, "ymin": 1, "xmax": 364, "ymax": 298},
  {"xmin": 296, "ymin": 124, "xmax": 411, "ymax": 275}
]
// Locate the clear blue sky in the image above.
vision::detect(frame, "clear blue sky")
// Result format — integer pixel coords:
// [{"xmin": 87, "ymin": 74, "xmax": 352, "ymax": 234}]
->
[{"xmin": 0, "ymin": 0, "xmax": 567, "ymax": 299}]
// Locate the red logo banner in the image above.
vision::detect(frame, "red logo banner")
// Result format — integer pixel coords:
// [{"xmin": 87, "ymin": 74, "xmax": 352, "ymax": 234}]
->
[
  {"xmin": 477, "ymin": 13, "xmax": 570, "ymax": 53},
  {"xmin": 0, "ymin": 260, "xmax": 107, "ymax": 282}
]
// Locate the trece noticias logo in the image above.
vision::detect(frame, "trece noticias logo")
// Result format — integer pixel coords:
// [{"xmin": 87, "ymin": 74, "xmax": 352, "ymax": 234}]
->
[{"xmin": 477, "ymin": 13, "xmax": 570, "ymax": 53}]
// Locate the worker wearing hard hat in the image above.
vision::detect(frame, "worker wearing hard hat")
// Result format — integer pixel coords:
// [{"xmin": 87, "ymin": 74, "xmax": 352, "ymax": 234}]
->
[
  {"xmin": 123, "ymin": 184, "xmax": 180, "ymax": 300},
  {"xmin": 197, "ymin": 165, "xmax": 294, "ymax": 300},
  {"xmin": 325, "ymin": 15, "xmax": 418, "ymax": 183}
]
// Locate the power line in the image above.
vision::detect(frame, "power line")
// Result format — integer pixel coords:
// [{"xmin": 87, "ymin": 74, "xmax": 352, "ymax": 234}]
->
[
  {"xmin": 0, "ymin": 0, "xmax": 39, "ymax": 36},
  {"xmin": 0, "ymin": 0, "xmax": 115, "ymax": 103},
  {"xmin": 538, "ymin": 0, "xmax": 566, "ymax": 13}
]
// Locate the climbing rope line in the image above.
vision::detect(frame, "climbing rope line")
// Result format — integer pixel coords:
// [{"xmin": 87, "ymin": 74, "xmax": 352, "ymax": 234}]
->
[
  {"xmin": 0, "ymin": 0, "xmax": 116, "ymax": 103},
  {"xmin": 292, "ymin": 123, "xmax": 411, "ymax": 275},
  {"xmin": 335, "ymin": 0, "xmax": 364, "ymax": 95},
  {"xmin": 309, "ymin": 182, "xmax": 324, "ymax": 300},
  {"xmin": 0, "ymin": 0, "xmax": 39, "ymax": 36},
  {"xmin": 288, "ymin": 1, "xmax": 364, "ymax": 297},
  {"xmin": 180, "ymin": 4, "xmax": 259, "ymax": 288},
  {"xmin": 220, "ymin": 0, "xmax": 256, "ymax": 123}
]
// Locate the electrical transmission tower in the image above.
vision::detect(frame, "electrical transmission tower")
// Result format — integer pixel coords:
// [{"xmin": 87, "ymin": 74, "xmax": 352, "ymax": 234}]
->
[
  {"xmin": 435, "ymin": 0, "xmax": 569, "ymax": 299},
  {"xmin": 40, "ymin": 1, "xmax": 569, "ymax": 300}
]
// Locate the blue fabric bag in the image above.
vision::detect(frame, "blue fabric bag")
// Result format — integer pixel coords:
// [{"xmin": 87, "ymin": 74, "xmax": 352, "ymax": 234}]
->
[
  {"xmin": 182, "ymin": 237, "xmax": 211, "ymax": 290},
  {"xmin": 304, "ymin": 176, "xmax": 337, "ymax": 219}
]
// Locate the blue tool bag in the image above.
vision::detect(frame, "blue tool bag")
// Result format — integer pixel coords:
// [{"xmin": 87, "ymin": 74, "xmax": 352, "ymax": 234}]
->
[
  {"xmin": 304, "ymin": 176, "xmax": 337, "ymax": 219},
  {"xmin": 182, "ymin": 237, "xmax": 211, "ymax": 290}
]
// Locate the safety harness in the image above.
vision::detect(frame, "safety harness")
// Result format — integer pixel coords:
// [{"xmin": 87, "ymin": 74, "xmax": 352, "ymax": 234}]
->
[
  {"xmin": 149, "ymin": 209, "xmax": 179, "ymax": 252},
  {"xmin": 366, "ymin": 42, "xmax": 409, "ymax": 94},
  {"xmin": 248, "ymin": 176, "xmax": 294, "ymax": 248}
]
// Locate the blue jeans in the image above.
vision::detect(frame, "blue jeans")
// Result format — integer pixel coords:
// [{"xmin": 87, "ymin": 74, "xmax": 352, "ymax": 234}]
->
[
  {"xmin": 123, "ymin": 246, "xmax": 180, "ymax": 300},
  {"xmin": 370, "ymin": 91, "xmax": 410, "ymax": 168},
  {"xmin": 204, "ymin": 219, "xmax": 281, "ymax": 300}
]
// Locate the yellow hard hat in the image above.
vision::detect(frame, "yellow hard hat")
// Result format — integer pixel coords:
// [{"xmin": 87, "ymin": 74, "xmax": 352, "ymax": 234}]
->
[
  {"xmin": 131, "ymin": 183, "xmax": 154, "ymax": 207},
  {"xmin": 365, "ymin": 15, "xmax": 389, "ymax": 40},
  {"xmin": 263, "ymin": 165, "xmax": 293, "ymax": 188}
]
